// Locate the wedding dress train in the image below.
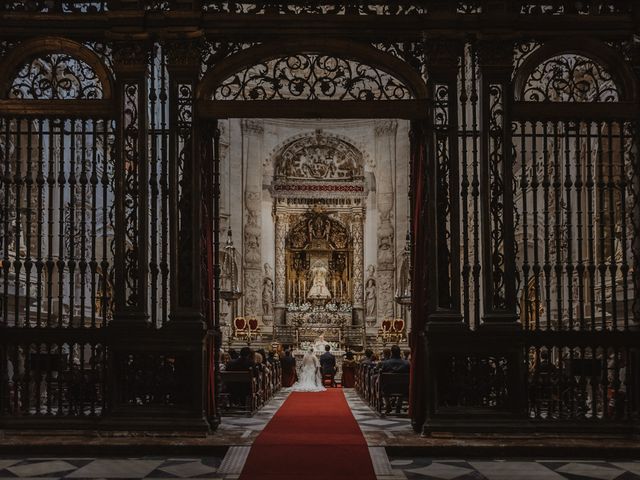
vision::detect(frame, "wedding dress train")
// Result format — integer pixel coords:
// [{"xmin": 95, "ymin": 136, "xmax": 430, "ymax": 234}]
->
[{"xmin": 290, "ymin": 351, "xmax": 326, "ymax": 392}]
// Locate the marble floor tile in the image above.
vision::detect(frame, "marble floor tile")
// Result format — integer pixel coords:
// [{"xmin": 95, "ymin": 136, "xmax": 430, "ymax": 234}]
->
[
  {"xmin": 7, "ymin": 460, "xmax": 76, "ymax": 477},
  {"xmin": 158, "ymin": 461, "xmax": 218, "ymax": 478},
  {"xmin": 66, "ymin": 459, "xmax": 164, "ymax": 478},
  {"xmin": 469, "ymin": 461, "xmax": 565, "ymax": 480},
  {"xmin": 555, "ymin": 462, "xmax": 625, "ymax": 480},
  {"xmin": 406, "ymin": 462, "xmax": 475, "ymax": 480}
]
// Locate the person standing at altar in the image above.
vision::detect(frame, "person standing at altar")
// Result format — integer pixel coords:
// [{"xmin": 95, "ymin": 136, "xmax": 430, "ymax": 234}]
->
[
  {"xmin": 320, "ymin": 345, "xmax": 337, "ymax": 387},
  {"xmin": 341, "ymin": 351, "xmax": 357, "ymax": 388},
  {"xmin": 281, "ymin": 350, "xmax": 297, "ymax": 388}
]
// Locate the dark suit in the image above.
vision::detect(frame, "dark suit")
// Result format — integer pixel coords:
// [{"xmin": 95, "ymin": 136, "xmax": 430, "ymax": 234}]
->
[
  {"xmin": 320, "ymin": 351, "xmax": 337, "ymax": 375},
  {"xmin": 380, "ymin": 357, "xmax": 410, "ymax": 374}
]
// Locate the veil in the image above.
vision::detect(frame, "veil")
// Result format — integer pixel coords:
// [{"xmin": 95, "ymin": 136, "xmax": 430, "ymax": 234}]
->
[{"xmin": 290, "ymin": 349, "xmax": 325, "ymax": 392}]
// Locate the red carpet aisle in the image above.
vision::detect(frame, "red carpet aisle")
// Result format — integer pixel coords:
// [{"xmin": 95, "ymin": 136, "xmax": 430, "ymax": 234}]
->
[{"xmin": 239, "ymin": 389, "xmax": 376, "ymax": 480}]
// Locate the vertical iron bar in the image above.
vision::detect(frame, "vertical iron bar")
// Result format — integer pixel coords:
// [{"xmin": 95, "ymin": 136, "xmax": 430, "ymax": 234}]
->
[
  {"xmin": 149, "ymin": 46, "xmax": 159, "ymax": 328},
  {"xmin": 597, "ymin": 122, "xmax": 607, "ymax": 330},
  {"xmin": 46, "ymin": 119, "xmax": 55, "ymax": 328},
  {"xmin": 25, "ymin": 120, "xmax": 34, "ymax": 329},
  {"xmin": 618, "ymin": 123, "xmax": 629, "ymax": 331},
  {"xmin": 531, "ymin": 122, "xmax": 541, "ymax": 331},
  {"xmin": 36, "ymin": 119, "xmax": 45, "ymax": 329},
  {"xmin": 564, "ymin": 122, "xmax": 574, "ymax": 331},
  {"xmin": 470, "ymin": 45, "xmax": 481, "ymax": 328},
  {"xmin": 586, "ymin": 123, "xmax": 596, "ymax": 331},
  {"xmin": 69, "ymin": 120, "xmax": 76, "ymax": 327},
  {"xmin": 460, "ymin": 45, "xmax": 470, "ymax": 327},
  {"xmin": 553, "ymin": 122, "xmax": 563, "ymax": 330},
  {"xmin": 80, "ymin": 120, "xmax": 88, "ymax": 329},
  {"xmin": 543, "ymin": 122, "xmax": 552, "ymax": 331},
  {"xmin": 90, "ymin": 120, "xmax": 98, "ymax": 329},
  {"xmin": 14, "ymin": 119, "xmax": 23, "ymax": 328},
  {"xmin": 520, "ymin": 121, "xmax": 530, "ymax": 329},
  {"xmin": 58, "ymin": 121, "xmax": 66, "ymax": 329},
  {"xmin": 575, "ymin": 122, "xmax": 585, "ymax": 331},
  {"xmin": 606, "ymin": 122, "xmax": 617, "ymax": 330}
]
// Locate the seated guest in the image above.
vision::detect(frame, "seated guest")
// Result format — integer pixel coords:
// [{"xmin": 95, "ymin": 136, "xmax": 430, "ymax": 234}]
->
[
  {"xmin": 227, "ymin": 346, "xmax": 254, "ymax": 371},
  {"xmin": 228, "ymin": 348, "xmax": 239, "ymax": 361},
  {"xmin": 380, "ymin": 345, "xmax": 410, "ymax": 415},
  {"xmin": 225, "ymin": 346, "xmax": 255, "ymax": 407},
  {"xmin": 341, "ymin": 351, "xmax": 357, "ymax": 388},
  {"xmin": 281, "ymin": 349, "xmax": 297, "ymax": 387},
  {"xmin": 360, "ymin": 349, "xmax": 374, "ymax": 365},
  {"xmin": 403, "ymin": 350, "xmax": 411, "ymax": 362},
  {"xmin": 381, "ymin": 348, "xmax": 392, "ymax": 363}
]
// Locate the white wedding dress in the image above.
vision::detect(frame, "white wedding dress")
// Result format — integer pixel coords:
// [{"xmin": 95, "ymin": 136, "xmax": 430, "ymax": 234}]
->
[{"xmin": 290, "ymin": 352, "xmax": 326, "ymax": 392}]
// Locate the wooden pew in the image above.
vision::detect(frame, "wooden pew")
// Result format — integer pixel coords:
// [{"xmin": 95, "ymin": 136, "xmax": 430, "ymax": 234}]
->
[
  {"xmin": 220, "ymin": 370, "xmax": 258, "ymax": 415},
  {"xmin": 376, "ymin": 372, "xmax": 410, "ymax": 416}
]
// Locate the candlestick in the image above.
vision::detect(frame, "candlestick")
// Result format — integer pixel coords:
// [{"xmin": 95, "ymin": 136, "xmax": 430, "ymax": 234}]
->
[
  {"xmin": 333, "ymin": 279, "xmax": 337, "ymax": 298},
  {"xmin": 339, "ymin": 280, "xmax": 343, "ymax": 299},
  {"xmin": 302, "ymin": 278, "xmax": 306, "ymax": 303}
]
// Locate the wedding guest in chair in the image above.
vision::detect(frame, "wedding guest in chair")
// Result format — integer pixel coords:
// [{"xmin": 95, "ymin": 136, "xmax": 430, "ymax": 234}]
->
[
  {"xmin": 341, "ymin": 351, "xmax": 357, "ymax": 388},
  {"xmin": 281, "ymin": 350, "xmax": 297, "ymax": 387}
]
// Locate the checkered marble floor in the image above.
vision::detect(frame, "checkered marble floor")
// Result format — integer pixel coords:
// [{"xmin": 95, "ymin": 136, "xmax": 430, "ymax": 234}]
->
[
  {"xmin": 1, "ymin": 456, "xmax": 639, "ymax": 479},
  {"xmin": 388, "ymin": 457, "xmax": 640, "ymax": 480},
  {"xmin": 342, "ymin": 388, "xmax": 414, "ymax": 441},
  {"xmin": 216, "ymin": 389, "xmax": 291, "ymax": 440}
]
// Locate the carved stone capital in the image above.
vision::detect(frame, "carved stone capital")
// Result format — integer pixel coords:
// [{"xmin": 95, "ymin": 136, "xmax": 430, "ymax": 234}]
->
[
  {"xmin": 374, "ymin": 119, "xmax": 398, "ymax": 137},
  {"xmin": 242, "ymin": 119, "xmax": 265, "ymax": 135}
]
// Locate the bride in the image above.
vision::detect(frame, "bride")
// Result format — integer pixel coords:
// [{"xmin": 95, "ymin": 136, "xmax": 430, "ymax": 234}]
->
[{"xmin": 290, "ymin": 349, "xmax": 326, "ymax": 392}]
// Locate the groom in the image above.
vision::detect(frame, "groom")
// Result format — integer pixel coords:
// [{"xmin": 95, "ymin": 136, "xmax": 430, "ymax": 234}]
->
[{"xmin": 319, "ymin": 344, "xmax": 337, "ymax": 387}]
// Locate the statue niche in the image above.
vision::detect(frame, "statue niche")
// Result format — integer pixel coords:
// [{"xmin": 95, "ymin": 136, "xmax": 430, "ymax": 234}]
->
[{"xmin": 285, "ymin": 208, "xmax": 352, "ymax": 310}]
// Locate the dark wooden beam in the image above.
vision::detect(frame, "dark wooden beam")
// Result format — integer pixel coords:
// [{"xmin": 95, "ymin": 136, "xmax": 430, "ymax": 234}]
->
[
  {"xmin": 196, "ymin": 99, "xmax": 428, "ymax": 119},
  {"xmin": 0, "ymin": 99, "xmax": 115, "ymax": 118},
  {"xmin": 512, "ymin": 101, "xmax": 639, "ymax": 121}
]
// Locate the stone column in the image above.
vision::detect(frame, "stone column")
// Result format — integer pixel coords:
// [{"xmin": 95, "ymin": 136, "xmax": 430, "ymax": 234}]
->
[
  {"xmin": 375, "ymin": 120, "xmax": 398, "ymax": 326},
  {"xmin": 273, "ymin": 210, "xmax": 288, "ymax": 325},
  {"xmin": 241, "ymin": 120, "xmax": 264, "ymax": 318},
  {"xmin": 352, "ymin": 210, "xmax": 365, "ymax": 325}
]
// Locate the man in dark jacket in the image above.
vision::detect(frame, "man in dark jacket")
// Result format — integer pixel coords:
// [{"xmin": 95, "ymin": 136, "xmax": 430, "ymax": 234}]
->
[
  {"xmin": 319, "ymin": 345, "xmax": 337, "ymax": 387},
  {"xmin": 380, "ymin": 345, "xmax": 410, "ymax": 414}
]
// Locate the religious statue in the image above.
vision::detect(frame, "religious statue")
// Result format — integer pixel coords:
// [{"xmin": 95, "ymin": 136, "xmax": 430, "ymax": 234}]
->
[
  {"xmin": 307, "ymin": 260, "xmax": 331, "ymax": 301},
  {"xmin": 262, "ymin": 263, "xmax": 274, "ymax": 318},
  {"xmin": 365, "ymin": 265, "xmax": 377, "ymax": 320}
]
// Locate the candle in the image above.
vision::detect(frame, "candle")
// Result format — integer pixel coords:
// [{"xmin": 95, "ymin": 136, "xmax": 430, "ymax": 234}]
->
[
  {"xmin": 333, "ymin": 279, "xmax": 337, "ymax": 297},
  {"xmin": 303, "ymin": 279, "xmax": 306, "ymax": 302},
  {"xmin": 339, "ymin": 280, "xmax": 343, "ymax": 299}
]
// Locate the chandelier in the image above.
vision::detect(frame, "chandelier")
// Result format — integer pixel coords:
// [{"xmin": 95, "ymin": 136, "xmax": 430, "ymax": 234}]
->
[
  {"xmin": 394, "ymin": 232, "xmax": 411, "ymax": 307},
  {"xmin": 220, "ymin": 229, "xmax": 243, "ymax": 302}
]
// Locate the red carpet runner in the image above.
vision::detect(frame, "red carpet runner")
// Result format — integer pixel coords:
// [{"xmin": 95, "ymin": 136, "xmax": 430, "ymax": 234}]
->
[{"xmin": 239, "ymin": 389, "xmax": 376, "ymax": 480}]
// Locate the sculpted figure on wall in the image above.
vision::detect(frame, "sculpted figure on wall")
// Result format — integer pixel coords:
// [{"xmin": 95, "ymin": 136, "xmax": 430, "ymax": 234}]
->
[
  {"xmin": 365, "ymin": 265, "xmax": 377, "ymax": 325},
  {"xmin": 262, "ymin": 262, "xmax": 274, "ymax": 323}
]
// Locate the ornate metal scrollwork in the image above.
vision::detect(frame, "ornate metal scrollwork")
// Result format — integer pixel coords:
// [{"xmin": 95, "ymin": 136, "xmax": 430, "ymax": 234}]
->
[
  {"xmin": 201, "ymin": 1, "xmax": 427, "ymax": 15},
  {"xmin": 9, "ymin": 53, "xmax": 103, "ymax": 100},
  {"xmin": 523, "ymin": 54, "xmax": 619, "ymax": 102},
  {"xmin": 123, "ymin": 83, "xmax": 141, "ymax": 307},
  {"xmin": 200, "ymin": 41, "xmax": 259, "ymax": 77},
  {"xmin": 488, "ymin": 83, "xmax": 507, "ymax": 310},
  {"xmin": 212, "ymin": 54, "xmax": 413, "ymax": 101},
  {"xmin": 433, "ymin": 83, "xmax": 453, "ymax": 309},
  {"xmin": 0, "ymin": 1, "xmax": 107, "ymax": 12},
  {"xmin": 517, "ymin": 1, "xmax": 632, "ymax": 15}
]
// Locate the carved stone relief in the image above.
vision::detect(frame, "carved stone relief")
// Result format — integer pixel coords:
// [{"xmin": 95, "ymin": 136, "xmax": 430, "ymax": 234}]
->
[
  {"xmin": 365, "ymin": 264, "xmax": 377, "ymax": 326},
  {"xmin": 262, "ymin": 262, "xmax": 274, "ymax": 324}
]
